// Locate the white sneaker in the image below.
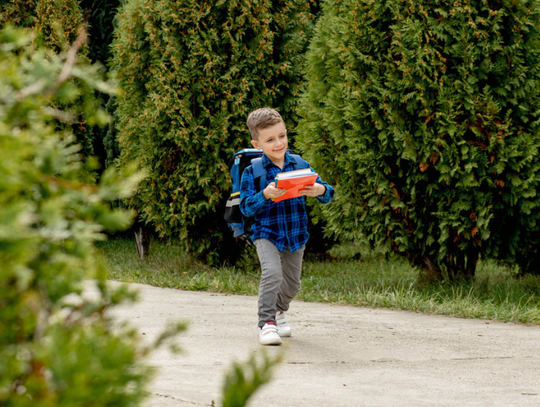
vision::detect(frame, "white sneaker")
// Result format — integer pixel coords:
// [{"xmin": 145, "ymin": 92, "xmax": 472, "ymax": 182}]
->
[
  {"xmin": 259, "ymin": 323, "xmax": 282, "ymax": 346},
  {"xmin": 276, "ymin": 311, "xmax": 292, "ymax": 337}
]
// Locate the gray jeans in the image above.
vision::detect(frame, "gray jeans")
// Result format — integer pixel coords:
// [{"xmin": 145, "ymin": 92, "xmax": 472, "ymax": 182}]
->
[{"xmin": 254, "ymin": 238, "xmax": 306, "ymax": 328}]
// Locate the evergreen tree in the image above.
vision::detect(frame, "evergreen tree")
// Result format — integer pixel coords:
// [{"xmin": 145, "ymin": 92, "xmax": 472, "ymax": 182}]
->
[
  {"xmin": 34, "ymin": 0, "xmax": 88, "ymax": 53},
  {"xmin": 0, "ymin": 0, "xmax": 37, "ymax": 28},
  {"xmin": 33, "ymin": 0, "xmax": 97, "ymax": 160},
  {"xmin": 297, "ymin": 0, "xmax": 540, "ymax": 279},
  {"xmin": 0, "ymin": 25, "xmax": 158, "ymax": 406},
  {"xmin": 2, "ymin": 0, "xmax": 124, "ymax": 171},
  {"xmin": 112, "ymin": 0, "xmax": 314, "ymax": 264}
]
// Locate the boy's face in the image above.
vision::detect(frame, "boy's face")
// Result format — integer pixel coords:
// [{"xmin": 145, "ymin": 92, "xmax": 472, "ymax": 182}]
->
[{"xmin": 251, "ymin": 121, "xmax": 288, "ymax": 166}]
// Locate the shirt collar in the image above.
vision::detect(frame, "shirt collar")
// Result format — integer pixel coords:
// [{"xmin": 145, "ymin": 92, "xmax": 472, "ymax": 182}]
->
[{"xmin": 262, "ymin": 151, "xmax": 294, "ymax": 168}]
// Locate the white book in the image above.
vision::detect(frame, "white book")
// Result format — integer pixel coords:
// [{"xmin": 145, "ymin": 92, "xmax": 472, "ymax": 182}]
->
[{"xmin": 275, "ymin": 168, "xmax": 316, "ymax": 180}]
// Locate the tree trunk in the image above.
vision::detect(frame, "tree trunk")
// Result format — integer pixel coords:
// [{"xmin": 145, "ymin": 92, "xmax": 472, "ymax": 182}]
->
[
  {"xmin": 134, "ymin": 226, "xmax": 151, "ymax": 259},
  {"xmin": 448, "ymin": 248, "xmax": 478, "ymax": 281},
  {"xmin": 421, "ymin": 256, "xmax": 442, "ymax": 283}
]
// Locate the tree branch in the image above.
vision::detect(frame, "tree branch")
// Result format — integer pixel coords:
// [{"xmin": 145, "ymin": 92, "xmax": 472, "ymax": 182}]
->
[
  {"xmin": 43, "ymin": 27, "xmax": 88, "ymax": 98},
  {"xmin": 13, "ymin": 28, "xmax": 88, "ymax": 102}
]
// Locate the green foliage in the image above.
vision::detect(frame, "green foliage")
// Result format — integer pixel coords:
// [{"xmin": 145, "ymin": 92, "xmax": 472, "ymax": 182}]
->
[
  {"xmin": 297, "ymin": 0, "xmax": 540, "ymax": 279},
  {"xmin": 33, "ymin": 0, "xmax": 97, "ymax": 159},
  {"xmin": 222, "ymin": 350, "xmax": 283, "ymax": 407},
  {"xmin": 103, "ymin": 95, "xmax": 120, "ymax": 168},
  {"xmin": 0, "ymin": 26, "xmax": 157, "ymax": 406},
  {"xmin": 34, "ymin": 0, "xmax": 88, "ymax": 53},
  {"xmin": 79, "ymin": 0, "xmax": 123, "ymax": 171},
  {"xmin": 81, "ymin": 0, "xmax": 121, "ymax": 67},
  {"xmin": 0, "ymin": 0, "xmax": 37, "ymax": 28},
  {"xmin": 1, "ymin": 0, "xmax": 118, "ymax": 170},
  {"xmin": 112, "ymin": 0, "xmax": 315, "ymax": 265}
]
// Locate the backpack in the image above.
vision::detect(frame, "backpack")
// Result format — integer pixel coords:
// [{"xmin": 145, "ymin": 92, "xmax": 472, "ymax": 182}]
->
[{"xmin": 224, "ymin": 148, "xmax": 308, "ymax": 241}]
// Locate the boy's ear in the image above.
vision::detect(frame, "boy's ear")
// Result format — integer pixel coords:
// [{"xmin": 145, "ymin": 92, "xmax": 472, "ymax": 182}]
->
[{"xmin": 250, "ymin": 139, "xmax": 260, "ymax": 149}]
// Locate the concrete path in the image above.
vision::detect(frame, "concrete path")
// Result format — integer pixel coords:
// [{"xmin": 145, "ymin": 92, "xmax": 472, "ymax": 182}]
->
[{"xmin": 104, "ymin": 282, "xmax": 540, "ymax": 407}]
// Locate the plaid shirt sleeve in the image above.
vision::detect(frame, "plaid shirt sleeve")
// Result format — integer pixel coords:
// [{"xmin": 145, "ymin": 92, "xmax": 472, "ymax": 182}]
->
[
  {"xmin": 312, "ymin": 168, "xmax": 334, "ymax": 204},
  {"xmin": 315, "ymin": 183, "xmax": 334, "ymax": 203},
  {"xmin": 239, "ymin": 165, "xmax": 269, "ymax": 218}
]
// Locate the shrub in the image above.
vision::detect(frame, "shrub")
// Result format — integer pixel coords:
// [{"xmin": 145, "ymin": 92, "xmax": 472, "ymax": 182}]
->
[
  {"xmin": 0, "ymin": 26, "xmax": 157, "ymax": 405},
  {"xmin": 34, "ymin": 0, "xmax": 88, "ymax": 53},
  {"xmin": 3, "ymin": 0, "xmax": 120, "ymax": 170},
  {"xmin": 112, "ymin": 0, "xmax": 314, "ymax": 264},
  {"xmin": 297, "ymin": 0, "xmax": 540, "ymax": 279},
  {"xmin": 33, "ymin": 0, "xmax": 98, "ymax": 161},
  {"xmin": 0, "ymin": 0, "xmax": 37, "ymax": 28}
]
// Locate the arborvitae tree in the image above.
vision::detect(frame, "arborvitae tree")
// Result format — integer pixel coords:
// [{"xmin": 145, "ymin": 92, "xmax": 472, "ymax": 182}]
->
[
  {"xmin": 0, "ymin": 0, "xmax": 37, "ymax": 28},
  {"xmin": 2, "ymin": 0, "xmax": 123, "ymax": 171},
  {"xmin": 34, "ymin": 0, "xmax": 88, "ymax": 53},
  {"xmin": 33, "ymin": 0, "xmax": 96, "ymax": 160},
  {"xmin": 297, "ymin": 0, "xmax": 540, "ymax": 279},
  {"xmin": 112, "ymin": 0, "xmax": 314, "ymax": 264},
  {"xmin": 0, "ymin": 25, "xmax": 163, "ymax": 406}
]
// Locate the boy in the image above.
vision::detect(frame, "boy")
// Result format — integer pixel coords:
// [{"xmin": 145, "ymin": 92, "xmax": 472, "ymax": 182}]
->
[{"xmin": 240, "ymin": 107, "xmax": 334, "ymax": 346}]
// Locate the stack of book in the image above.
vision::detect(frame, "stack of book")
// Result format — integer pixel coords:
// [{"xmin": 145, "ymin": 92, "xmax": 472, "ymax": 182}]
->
[{"xmin": 273, "ymin": 169, "xmax": 318, "ymax": 202}]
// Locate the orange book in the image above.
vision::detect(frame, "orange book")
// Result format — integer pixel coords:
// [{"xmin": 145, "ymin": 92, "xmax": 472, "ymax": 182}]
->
[{"xmin": 273, "ymin": 169, "xmax": 318, "ymax": 202}]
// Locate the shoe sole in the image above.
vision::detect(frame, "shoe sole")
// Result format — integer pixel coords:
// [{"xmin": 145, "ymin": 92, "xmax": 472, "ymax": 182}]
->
[
  {"xmin": 260, "ymin": 337, "xmax": 282, "ymax": 346},
  {"xmin": 277, "ymin": 327, "xmax": 291, "ymax": 337}
]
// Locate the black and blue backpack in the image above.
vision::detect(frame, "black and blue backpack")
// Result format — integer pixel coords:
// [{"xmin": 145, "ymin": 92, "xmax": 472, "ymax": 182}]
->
[{"xmin": 224, "ymin": 148, "xmax": 308, "ymax": 242}]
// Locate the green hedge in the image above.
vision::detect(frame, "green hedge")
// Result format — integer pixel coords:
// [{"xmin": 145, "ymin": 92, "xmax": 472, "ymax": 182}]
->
[
  {"xmin": 112, "ymin": 0, "xmax": 315, "ymax": 264},
  {"xmin": 297, "ymin": 0, "xmax": 540, "ymax": 278}
]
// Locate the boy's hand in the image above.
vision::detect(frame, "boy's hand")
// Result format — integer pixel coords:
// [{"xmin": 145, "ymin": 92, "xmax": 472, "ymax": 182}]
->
[
  {"xmin": 298, "ymin": 183, "xmax": 326, "ymax": 197},
  {"xmin": 263, "ymin": 183, "xmax": 287, "ymax": 200}
]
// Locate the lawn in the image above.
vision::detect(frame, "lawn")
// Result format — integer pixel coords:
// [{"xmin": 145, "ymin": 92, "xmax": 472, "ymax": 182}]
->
[{"xmin": 97, "ymin": 237, "xmax": 540, "ymax": 325}]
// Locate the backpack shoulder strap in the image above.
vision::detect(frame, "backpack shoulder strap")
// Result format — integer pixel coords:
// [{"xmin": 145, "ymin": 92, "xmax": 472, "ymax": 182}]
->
[
  {"xmin": 250, "ymin": 154, "xmax": 307, "ymax": 192},
  {"xmin": 251, "ymin": 157, "xmax": 267, "ymax": 192},
  {"xmin": 290, "ymin": 154, "xmax": 310, "ymax": 170}
]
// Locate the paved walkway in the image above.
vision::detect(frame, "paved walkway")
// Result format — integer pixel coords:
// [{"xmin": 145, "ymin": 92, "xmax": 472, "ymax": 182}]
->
[{"xmin": 102, "ymin": 282, "xmax": 540, "ymax": 407}]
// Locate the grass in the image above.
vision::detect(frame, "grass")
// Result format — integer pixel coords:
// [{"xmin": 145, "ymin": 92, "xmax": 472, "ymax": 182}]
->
[{"xmin": 96, "ymin": 237, "xmax": 540, "ymax": 325}]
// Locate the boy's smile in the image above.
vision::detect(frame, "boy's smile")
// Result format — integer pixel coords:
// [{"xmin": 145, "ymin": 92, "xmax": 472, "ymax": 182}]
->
[{"xmin": 251, "ymin": 121, "xmax": 288, "ymax": 168}]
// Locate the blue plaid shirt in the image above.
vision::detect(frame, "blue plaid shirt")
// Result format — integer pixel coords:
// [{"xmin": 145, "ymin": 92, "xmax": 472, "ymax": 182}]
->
[{"xmin": 240, "ymin": 152, "xmax": 334, "ymax": 252}]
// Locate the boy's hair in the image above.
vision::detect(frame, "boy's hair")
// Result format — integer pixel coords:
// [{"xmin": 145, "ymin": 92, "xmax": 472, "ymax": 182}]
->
[{"xmin": 246, "ymin": 107, "xmax": 284, "ymax": 140}]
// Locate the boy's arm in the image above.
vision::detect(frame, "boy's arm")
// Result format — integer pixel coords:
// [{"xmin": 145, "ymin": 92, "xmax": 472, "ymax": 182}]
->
[
  {"xmin": 297, "ymin": 162, "xmax": 334, "ymax": 204},
  {"xmin": 313, "ymin": 176, "xmax": 334, "ymax": 204},
  {"xmin": 239, "ymin": 165, "xmax": 269, "ymax": 217}
]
